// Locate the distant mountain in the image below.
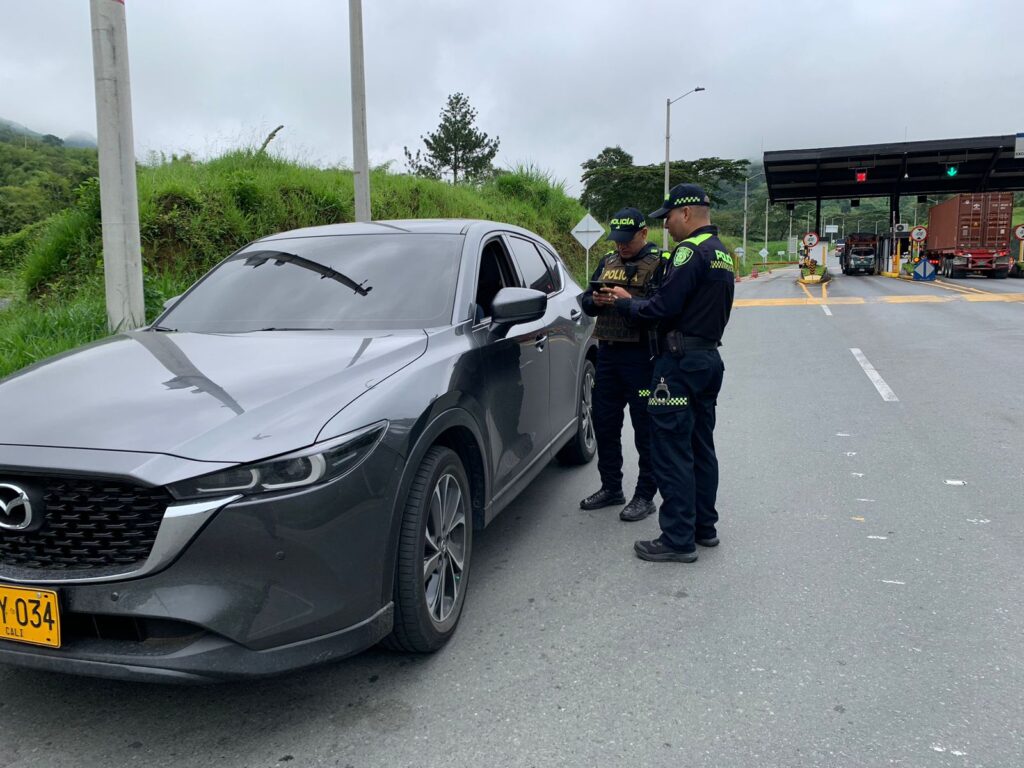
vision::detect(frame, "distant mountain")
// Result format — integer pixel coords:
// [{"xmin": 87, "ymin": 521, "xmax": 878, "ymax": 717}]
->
[
  {"xmin": 63, "ymin": 131, "xmax": 97, "ymax": 149},
  {"xmin": 0, "ymin": 117, "xmax": 96, "ymax": 148}
]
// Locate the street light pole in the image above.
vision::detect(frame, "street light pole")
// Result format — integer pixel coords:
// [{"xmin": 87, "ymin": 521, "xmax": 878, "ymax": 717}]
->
[
  {"xmin": 763, "ymin": 197, "xmax": 769, "ymax": 255},
  {"xmin": 742, "ymin": 170, "xmax": 764, "ymax": 266},
  {"xmin": 663, "ymin": 86, "xmax": 705, "ymax": 249}
]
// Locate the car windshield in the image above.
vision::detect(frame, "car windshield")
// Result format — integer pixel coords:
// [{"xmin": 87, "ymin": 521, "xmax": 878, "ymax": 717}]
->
[{"xmin": 159, "ymin": 233, "xmax": 463, "ymax": 332}]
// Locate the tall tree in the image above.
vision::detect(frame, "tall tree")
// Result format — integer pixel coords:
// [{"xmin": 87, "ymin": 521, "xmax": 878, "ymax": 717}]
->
[
  {"xmin": 580, "ymin": 146, "xmax": 749, "ymax": 221},
  {"xmin": 404, "ymin": 93, "xmax": 500, "ymax": 183}
]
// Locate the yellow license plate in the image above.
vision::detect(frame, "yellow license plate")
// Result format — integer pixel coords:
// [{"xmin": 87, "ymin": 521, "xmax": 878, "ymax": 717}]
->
[{"xmin": 0, "ymin": 585, "xmax": 61, "ymax": 648}]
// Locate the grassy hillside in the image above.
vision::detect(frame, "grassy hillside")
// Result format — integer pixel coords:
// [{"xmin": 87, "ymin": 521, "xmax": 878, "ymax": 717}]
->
[{"xmin": 0, "ymin": 151, "xmax": 588, "ymax": 378}]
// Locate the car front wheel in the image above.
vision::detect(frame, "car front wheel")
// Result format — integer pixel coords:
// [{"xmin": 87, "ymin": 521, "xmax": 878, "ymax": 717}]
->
[
  {"xmin": 556, "ymin": 358, "xmax": 597, "ymax": 465},
  {"xmin": 385, "ymin": 446, "xmax": 472, "ymax": 653}
]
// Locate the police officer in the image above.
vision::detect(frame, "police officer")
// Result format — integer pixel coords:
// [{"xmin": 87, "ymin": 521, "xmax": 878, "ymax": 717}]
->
[
  {"xmin": 580, "ymin": 207, "xmax": 665, "ymax": 522},
  {"xmin": 605, "ymin": 184, "xmax": 734, "ymax": 562}
]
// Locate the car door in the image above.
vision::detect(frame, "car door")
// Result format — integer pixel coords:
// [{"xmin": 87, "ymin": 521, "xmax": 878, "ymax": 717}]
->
[{"xmin": 472, "ymin": 236, "xmax": 551, "ymax": 496}]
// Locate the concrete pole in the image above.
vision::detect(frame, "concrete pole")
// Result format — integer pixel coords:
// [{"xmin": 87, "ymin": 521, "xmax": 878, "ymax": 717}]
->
[
  {"xmin": 741, "ymin": 177, "xmax": 748, "ymax": 266},
  {"xmin": 349, "ymin": 0, "xmax": 371, "ymax": 222},
  {"xmin": 763, "ymin": 198, "xmax": 768, "ymax": 254},
  {"xmin": 663, "ymin": 98, "xmax": 671, "ymax": 250},
  {"xmin": 90, "ymin": 0, "xmax": 144, "ymax": 332}
]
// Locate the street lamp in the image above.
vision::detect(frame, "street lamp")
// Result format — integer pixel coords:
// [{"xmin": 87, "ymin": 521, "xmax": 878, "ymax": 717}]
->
[
  {"xmin": 742, "ymin": 170, "xmax": 764, "ymax": 265},
  {"xmin": 663, "ymin": 86, "xmax": 705, "ymax": 249}
]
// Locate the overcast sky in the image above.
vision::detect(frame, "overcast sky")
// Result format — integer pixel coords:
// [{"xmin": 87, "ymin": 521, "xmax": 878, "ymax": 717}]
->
[{"xmin": 2, "ymin": 0, "xmax": 1022, "ymax": 195}]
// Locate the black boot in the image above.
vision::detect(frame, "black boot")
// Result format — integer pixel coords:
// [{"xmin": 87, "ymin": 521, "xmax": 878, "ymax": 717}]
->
[
  {"xmin": 580, "ymin": 488, "xmax": 625, "ymax": 510},
  {"xmin": 619, "ymin": 496, "xmax": 656, "ymax": 522}
]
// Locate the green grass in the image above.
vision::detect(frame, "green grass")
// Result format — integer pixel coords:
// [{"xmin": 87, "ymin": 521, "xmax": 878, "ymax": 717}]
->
[{"xmin": 0, "ymin": 151, "xmax": 590, "ymax": 378}]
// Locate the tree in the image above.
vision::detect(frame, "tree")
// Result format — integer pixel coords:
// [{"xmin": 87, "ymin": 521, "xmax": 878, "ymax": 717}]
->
[
  {"xmin": 579, "ymin": 146, "xmax": 749, "ymax": 221},
  {"xmin": 404, "ymin": 93, "xmax": 500, "ymax": 183}
]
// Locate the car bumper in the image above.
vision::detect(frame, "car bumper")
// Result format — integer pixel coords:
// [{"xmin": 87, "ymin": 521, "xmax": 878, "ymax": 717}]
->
[{"xmin": 0, "ymin": 443, "xmax": 405, "ymax": 681}]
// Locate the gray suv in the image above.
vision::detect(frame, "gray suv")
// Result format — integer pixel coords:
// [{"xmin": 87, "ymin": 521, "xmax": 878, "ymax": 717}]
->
[{"xmin": 0, "ymin": 220, "xmax": 597, "ymax": 682}]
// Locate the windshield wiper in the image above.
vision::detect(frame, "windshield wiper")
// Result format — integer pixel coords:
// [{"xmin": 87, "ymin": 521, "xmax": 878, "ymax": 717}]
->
[
  {"xmin": 241, "ymin": 251, "xmax": 373, "ymax": 296},
  {"xmin": 149, "ymin": 325, "xmax": 178, "ymax": 332}
]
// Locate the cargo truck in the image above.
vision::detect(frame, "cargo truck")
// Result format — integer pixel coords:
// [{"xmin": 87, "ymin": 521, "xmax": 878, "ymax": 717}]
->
[
  {"xmin": 924, "ymin": 193, "xmax": 1014, "ymax": 278},
  {"xmin": 840, "ymin": 233, "xmax": 878, "ymax": 275}
]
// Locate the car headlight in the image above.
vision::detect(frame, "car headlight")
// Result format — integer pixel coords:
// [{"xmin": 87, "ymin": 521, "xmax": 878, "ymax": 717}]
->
[{"xmin": 167, "ymin": 421, "xmax": 388, "ymax": 500}]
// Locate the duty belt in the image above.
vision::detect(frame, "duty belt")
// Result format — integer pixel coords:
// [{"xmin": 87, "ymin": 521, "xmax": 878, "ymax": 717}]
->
[{"xmin": 660, "ymin": 331, "xmax": 719, "ymax": 355}]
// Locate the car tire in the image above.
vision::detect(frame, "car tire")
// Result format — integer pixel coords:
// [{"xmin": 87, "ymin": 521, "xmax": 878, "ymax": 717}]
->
[
  {"xmin": 385, "ymin": 446, "xmax": 472, "ymax": 653},
  {"xmin": 556, "ymin": 358, "xmax": 598, "ymax": 466}
]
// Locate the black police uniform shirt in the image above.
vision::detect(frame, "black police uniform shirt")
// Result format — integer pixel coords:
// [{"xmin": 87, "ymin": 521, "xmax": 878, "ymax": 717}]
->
[{"xmin": 614, "ymin": 225, "xmax": 734, "ymax": 343}]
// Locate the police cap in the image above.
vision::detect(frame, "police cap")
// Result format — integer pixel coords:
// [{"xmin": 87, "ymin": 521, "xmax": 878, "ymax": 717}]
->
[
  {"xmin": 649, "ymin": 183, "xmax": 711, "ymax": 219},
  {"xmin": 607, "ymin": 207, "xmax": 647, "ymax": 243}
]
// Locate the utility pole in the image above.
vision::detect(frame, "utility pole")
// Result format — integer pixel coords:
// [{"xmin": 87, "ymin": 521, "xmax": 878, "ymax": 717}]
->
[
  {"xmin": 349, "ymin": 0, "xmax": 371, "ymax": 222},
  {"xmin": 90, "ymin": 0, "xmax": 144, "ymax": 331},
  {"xmin": 763, "ymin": 198, "xmax": 768, "ymax": 254},
  {"xmin": 662, "ymin": 87, "xmax": 704, "ymax": 249}
]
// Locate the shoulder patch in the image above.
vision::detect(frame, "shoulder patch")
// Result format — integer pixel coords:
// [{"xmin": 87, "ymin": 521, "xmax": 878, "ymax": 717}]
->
[
  {"xmin": 714, "ymin": 250, "xmax": 733, "ymax": 266},
  {"xmin": 673, "ymin": 247, "xmax": 693, "ymax": 267}
]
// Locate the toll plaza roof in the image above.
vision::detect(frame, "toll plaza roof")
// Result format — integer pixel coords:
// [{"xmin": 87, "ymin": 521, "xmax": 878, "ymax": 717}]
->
[{"xmin": 764, "ymin": 135, "xmax": 1024, "ymax": 203}]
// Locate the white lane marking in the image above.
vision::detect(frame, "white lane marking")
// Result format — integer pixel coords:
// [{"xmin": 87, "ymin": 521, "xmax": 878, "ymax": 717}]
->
[
  {"xmin": 851, "ymin": 472, "xmax": 865, "ymax": 477},
  {"xmin": 944, "ymin": 479, "xmax": 966, "ymax": 486},
  {"xmin": 845, "ymin": 452, "xmax": 858, "ymax": 457},
  {"xmin": 856, "ymin": 498, "xmax": 875, "ymax": 502},
  {"xmin": 867, "ymin": 535, "xmax": 888, "ymax": 540},
  {"xmin": 966, "ymin": 519, "xmax": 991, "ymax": 525},
  {"xmin": 836, "ymin": 432, "xmax": 850, "ymax": 437},
  {"xmin": 850, "ymin": 348, "xmax": 899, "ymax": 402},
  {"xmin": 821, "ymin": 305, "xmax": 833, "ymax": 316},
  {"xmin": 881, "ymin": 580, "xmax": 906, "ymax": 585}
]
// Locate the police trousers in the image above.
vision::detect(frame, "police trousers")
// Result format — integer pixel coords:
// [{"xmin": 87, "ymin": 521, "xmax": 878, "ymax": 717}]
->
[
  {"xmin": 646, "ymin": 348, "xmax": 725, "ymax": 551},
  {"xmin": 593, "ymin": 342, "xmax": 657, "ymax": 500}
]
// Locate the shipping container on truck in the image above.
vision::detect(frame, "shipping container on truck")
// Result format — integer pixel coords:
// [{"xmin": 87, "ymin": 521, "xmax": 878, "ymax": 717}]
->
[
  {"xmin": 840, "ymin": 233, "xmax": 879, "ymax": 275},
  {"xmin": 923, "ymin": 193, "xmax": 1014, "ymax": 278}
]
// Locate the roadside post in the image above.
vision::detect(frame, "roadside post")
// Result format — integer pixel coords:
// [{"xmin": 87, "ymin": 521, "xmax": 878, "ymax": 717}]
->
[
  {"xmin": 1014, "ymin": 224, "xmax": 1024, "ymax": 274},
  {"xmin": 571, "ymin": 213, "xmax": 605, "ymax": 277}
]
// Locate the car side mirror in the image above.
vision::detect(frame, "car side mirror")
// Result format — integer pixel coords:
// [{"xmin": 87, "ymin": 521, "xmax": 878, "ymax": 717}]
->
[
  {"xmin": 490, "ymin": 287, "xmax": 547, "ymax": 338},
  {"xmin": 162, "ymin": 295, "xmax": 182, "ymax": 311}
]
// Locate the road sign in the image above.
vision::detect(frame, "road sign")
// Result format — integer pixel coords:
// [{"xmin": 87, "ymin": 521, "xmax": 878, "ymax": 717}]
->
[
  {"xmin": 1016, "ymin": 132, "xmax": 1024, "ymax": 160},
  {"xmin": 735, "ymin": 246, "xmax": 746, "ymax": 257},
  {"xmin": 911, "ymin": 225, "xmax": 928, "ymax": 242},
  {"xmin": 1014, "ymin": 224, "xmax": 1024, "ymax": 241},
  {"xmin": 788, "ymin": 237, "xmax": 798, "ymax": 255},
  {"xmin": 802, "ymin": 232, "xmax": 819, "ymax": 248},
  {"xmin": 571, "ymin": 214, "xmax": 604, "ymax": 250},
  {"xmin": 571, "ymin": 213, "xmax": 604, "ymax": 275},
  {"xmin": 758, "ymin": 248, "xmax": 769, "ymax": 259},
  {"xmin": 824, "ymin": 224, "xmax": 838, "ymax": 234},
  {"xmin": 912, "ymin": 258, "xmax": 936, "ymax": 281}
]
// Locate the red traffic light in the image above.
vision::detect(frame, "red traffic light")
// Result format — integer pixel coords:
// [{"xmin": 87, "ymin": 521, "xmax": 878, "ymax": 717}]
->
[{"xmin": 855, "ymin": 170, "xmax": 868, "ymax": 183}]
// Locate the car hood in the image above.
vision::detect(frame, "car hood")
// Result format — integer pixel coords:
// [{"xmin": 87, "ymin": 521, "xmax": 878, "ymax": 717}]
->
[{"xmin": 0, "ymin": 330, "xmax": 427, "ymax": 463}]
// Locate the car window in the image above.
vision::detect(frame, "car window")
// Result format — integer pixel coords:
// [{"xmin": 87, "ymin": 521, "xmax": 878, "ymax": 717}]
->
[
  {"xmin": 474, "ymin": 238, "xmax": 518, "ymax": 321},
  {"xmin": 536, "ymin": 245, "xmax": 563, "ymax": 292},
  {"xmin": 507, "ymin": 236, "xmax": 557, "ymax": 295},
  {"xmin": 160, "ymin": 234, "xmax": 463, "ymax": 332}
]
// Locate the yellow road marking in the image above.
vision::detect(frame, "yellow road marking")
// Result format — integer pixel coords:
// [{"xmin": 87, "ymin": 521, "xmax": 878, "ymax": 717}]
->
[
  {"xmin": 822, "ymin": 282, "xmax": 828, "ymax": 301},
  {"xmin": 961, "ymin": 292, "xmax": 1024, "ymax": 302},
  {"xmin": 878, "ymin": 295, "xmax": 955, "ymax": 303},
  {"xmin": 733, "ymin": 293, "xmax": 1024, "ymax": 309},
  {"xmin": 799, "ymin": 282, "xmax": 814, "ymax": 299},
  {"xmin": 935, "ymin": 279, "xmax": 989, "ymax": 295}
]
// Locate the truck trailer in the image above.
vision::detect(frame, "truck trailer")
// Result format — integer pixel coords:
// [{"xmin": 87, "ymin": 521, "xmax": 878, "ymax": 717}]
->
[{"xmin": 924, "ymin": 193, "xmax": 1014, "ymax": 278}]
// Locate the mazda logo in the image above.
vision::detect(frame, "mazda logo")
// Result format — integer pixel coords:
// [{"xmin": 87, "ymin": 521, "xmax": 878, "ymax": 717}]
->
[{"xmin": 0, "ymin": 484, "xmax": 33, "ymax": 531}]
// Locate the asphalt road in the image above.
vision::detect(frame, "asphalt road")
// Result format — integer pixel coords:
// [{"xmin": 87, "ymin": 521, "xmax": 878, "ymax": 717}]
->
[{"xmin": 1, "ymin": 263, "xmax": 1022, "ymax": 768}]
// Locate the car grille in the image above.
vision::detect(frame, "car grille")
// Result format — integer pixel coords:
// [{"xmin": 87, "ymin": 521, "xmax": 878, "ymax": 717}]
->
[{"xmin": 0, "ymin": 478, "xmax": 170, "ymax": 570}]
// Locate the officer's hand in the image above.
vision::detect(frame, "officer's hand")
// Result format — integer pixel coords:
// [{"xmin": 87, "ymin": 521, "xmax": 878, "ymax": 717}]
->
[{"xmin": 604, "ymin": 286, "xmax": 630, "ymax": 300}]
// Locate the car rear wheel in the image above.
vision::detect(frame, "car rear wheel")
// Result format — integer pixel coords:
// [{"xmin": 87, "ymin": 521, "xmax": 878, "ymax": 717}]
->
[
  {"xmin": 385, "ymin": 446, "xmax": 472, "ymax": 653},
  {"xmin": 556, "ymin": 358, "xmax": 597, "ymax": 465}
]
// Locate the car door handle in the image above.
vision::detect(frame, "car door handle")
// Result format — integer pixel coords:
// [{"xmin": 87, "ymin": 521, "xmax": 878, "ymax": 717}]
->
[
  {"xmin": 534, "ymin": 334, "xmax": 548, "ymax": 349},
  {"xmin": 569, "ymin": 309, "xmax": 582, "ymax": 321}
]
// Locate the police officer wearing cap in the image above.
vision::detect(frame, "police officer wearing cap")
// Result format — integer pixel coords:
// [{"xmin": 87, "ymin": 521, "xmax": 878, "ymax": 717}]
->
[
  {"xmin": 580, "ymin": 207, "xmax": 666, "ymax": 522},
  {"xmin": 604, "ymin": 184, "xmax": 734, "ymax": 562}
]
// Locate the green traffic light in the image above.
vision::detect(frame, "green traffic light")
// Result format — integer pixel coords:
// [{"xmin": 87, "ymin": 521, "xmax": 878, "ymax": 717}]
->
[{"xmin": 946, "ymin": 165, "xmax": 958, "ymax": 177}]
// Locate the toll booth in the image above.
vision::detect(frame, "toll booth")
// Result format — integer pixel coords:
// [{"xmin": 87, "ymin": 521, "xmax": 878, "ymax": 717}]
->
[{"xmin": 878, "ymin": 231, "xmax": 912, "ymax": 274}]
